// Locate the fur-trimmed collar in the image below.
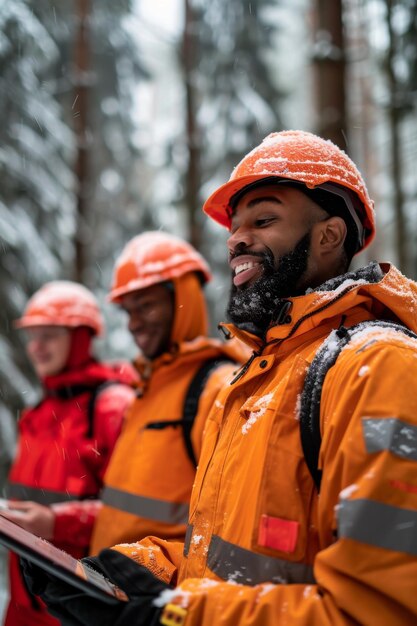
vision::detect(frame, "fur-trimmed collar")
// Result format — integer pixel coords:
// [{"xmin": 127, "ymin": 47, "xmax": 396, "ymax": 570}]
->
[{"xmin": 309, "ymin": 262, "xmax": 384, "ymax": 294}]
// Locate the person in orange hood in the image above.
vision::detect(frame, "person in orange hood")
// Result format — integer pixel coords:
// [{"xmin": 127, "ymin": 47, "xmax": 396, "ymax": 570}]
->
[
  {"xmin": 89, "ymin": 232, "xmax": 245, "ymax": 554},
  {"xmin": 2, "ymin": 281, "xmax": 136, "ymax": 626},
  {"xmin": 29, "ymin": 132, "xmax": 417, "ymax": 626}
]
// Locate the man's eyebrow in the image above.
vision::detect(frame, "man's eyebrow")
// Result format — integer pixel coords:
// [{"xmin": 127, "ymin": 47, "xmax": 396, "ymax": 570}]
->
[
  {"xmin": 246, "ymin": 195, "xmax": 283, "ymax": 208},
  {"xmin": 230, "ymin": 195, "xmax": 284, "ymax": 219}
]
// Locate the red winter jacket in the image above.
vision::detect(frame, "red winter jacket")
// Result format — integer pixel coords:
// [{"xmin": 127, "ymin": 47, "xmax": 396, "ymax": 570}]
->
[{"xmin": 4, "ymin": 359, "xmax": 136, "ymax": 626}]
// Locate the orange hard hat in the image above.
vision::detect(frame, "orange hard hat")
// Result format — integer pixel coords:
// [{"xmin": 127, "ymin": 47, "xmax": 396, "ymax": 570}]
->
[
  {"xmin": 203, "ymin": 130, "xmax": 376, "ymax": 252},
  {"xmin": 15, "ymin": 281, "xmax": 104, "ymax": 335},
  {"xmin": 109, "ymin": 231, "xmax": 212, "ymax": 303}
]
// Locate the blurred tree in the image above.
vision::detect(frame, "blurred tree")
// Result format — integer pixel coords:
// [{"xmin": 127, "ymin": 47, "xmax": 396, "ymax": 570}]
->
[
  {"xmin": 196, "ymin": 0, "xmax": 285, "ymax": 182},
  {"xmin": 401, "ymin": 3, "xmax": 417, "ymax": 277},
  {"xmin": 31, "ymin": 0, "xmax": 149, "ymax": 290},
  {"xmin": 182, "ymin": 0, "xmax": 202, "ymax": 250},
  {"xmin": 78, "ymin": 0, "xmax": 150, "ymax": 290},
  {"xmin": 0, "ymin": 0, "xmax": 76, "ymax": 481},
  {"xmin": 311, "ymin": 0, "xmax": 347, "ymax": 150},
  {"xmin": 27, "ymin": 0, "xmax": 150, "ymax": 360},
  {"xmin": 175, "ymin": 0, "xmax": 286, "ymax": 321},
  {"xmin": 0, "ymin": 0, "xmax": 148, "ymax": 479},
  {"xmin": 73, "ymin": 0, "xmax": 92, "ymax": 282},
  {"xmin": 382, "ymin": 0, "xmax": 417, "ymax": 275},
  {"xmin": 178, "ymin": 0, "xmax": 286, "ymax": 243},
  {"xmin": 357, "ymin": 0, "xmax": 417, "ymax": 275}
]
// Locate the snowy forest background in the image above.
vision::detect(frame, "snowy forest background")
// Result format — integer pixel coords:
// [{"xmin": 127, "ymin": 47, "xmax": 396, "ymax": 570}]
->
[{"xmin": 0, "ymin": 0, "xmax": 417, "ymax": 607}]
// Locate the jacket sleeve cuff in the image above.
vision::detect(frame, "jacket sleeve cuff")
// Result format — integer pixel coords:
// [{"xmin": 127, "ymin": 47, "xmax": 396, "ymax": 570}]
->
[{"xmin": 52, "ymin": 500, "xmax": 101, "ymax": 546}]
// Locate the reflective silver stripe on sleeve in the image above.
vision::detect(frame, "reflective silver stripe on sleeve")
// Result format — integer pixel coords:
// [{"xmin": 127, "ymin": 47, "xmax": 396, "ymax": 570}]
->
[
  {"xmin": 183, "ymin": 524, "xmax": 193, "ymax": 557},
  {"xmin": 207, "ymin": 535, "xmax": 316, "ymax": 585},
  {"xmin": 4, "ymin": 482, "xmax": 81, "ymax": 505},
  {"xmin": 363, "ymin": 417, "xmax": 417, "ymax": 461},
  {"xmin": 338, "ymin": 498, "xmax": 417, "ymax": 556},
  {"xmin": 102, "ymin": 486, "xmax": 189, "ymax": 525}
]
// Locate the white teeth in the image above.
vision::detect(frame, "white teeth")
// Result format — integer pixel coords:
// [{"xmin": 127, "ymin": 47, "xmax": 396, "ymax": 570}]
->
[{"xmin": 235, "ymin": 261, "xmax": 257, "ymax": 275}]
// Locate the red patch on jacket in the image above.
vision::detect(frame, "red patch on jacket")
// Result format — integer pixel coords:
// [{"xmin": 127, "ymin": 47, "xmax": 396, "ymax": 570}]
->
[{"xmin": 258, "ymin": 514, "xmax": 299, "ymax": 553}]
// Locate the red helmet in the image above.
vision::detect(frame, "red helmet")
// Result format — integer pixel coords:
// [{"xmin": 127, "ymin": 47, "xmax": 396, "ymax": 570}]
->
[
  {"xmin": 203, "ymin": 130, "xmax": 375, "ymax": 252},
  {"xmin": 109, "ymin": 232, "xmax": 212, "ymax": 303},
  {"xmin": 15, "ymin": 281, "xmax": 104, "ymax": 335}
]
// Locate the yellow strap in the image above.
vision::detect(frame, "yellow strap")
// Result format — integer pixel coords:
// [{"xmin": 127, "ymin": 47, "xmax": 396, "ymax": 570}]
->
[{"xmin": 160, "ymin": 603, "xmax": 187, "ymax": 626}]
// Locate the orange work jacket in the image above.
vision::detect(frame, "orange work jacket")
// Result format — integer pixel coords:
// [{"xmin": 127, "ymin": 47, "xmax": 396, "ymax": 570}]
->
[
  {"xmin": 91, "ymin": 272, "xmax": 246, "ymax": 553},
  {"xmin": 113, "ymin": 263, "xmax": 417, "ymax": 626}
]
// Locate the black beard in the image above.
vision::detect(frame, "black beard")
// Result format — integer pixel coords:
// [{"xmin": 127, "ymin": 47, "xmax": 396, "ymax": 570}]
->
[{"xmin": 226, "ymin": 231, "xmax": 311, "ymax": 336}]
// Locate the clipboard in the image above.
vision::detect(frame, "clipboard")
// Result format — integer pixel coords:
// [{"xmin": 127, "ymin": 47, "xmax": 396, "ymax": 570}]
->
[{"xmin": 0, "ymin": 514, "xmax": 129, "ymax": 604}]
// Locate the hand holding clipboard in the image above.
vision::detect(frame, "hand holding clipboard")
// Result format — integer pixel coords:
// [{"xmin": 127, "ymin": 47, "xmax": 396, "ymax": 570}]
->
[
  {"xmin": 0, "ymin": 514, "xmax": 170, "ymax": 625},
  {"xmin": 0, "ymin": 513, "xmax": 128, "ymax": 603}
]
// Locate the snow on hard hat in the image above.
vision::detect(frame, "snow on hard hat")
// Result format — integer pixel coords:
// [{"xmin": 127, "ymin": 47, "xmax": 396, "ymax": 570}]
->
[
  {"xmin": 109, "ymin": 231, "xmax": 212, "ymax": 303},
  {"xmin": 15, "ymin": 281, "xmax": 104, "ymax": 336},
  {"xmin": 203, "ymin": 130, "xmax": 376, "ymax": 252}
]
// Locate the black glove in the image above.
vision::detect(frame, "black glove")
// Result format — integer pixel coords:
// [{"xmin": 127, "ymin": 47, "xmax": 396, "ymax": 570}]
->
[
  {"xmin": 22, "ymin": 549, "xmax": 171, "ymax": 626},
  {"xmin": 21, "ymin": 557, "xmax": 51, "ymax": 597}
]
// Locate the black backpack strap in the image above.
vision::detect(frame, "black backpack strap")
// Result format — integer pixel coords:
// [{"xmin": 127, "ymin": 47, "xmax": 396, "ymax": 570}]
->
[
  {"xmin": 49, "ymin": 384, "xmax": 96, "ymax": 400},
  {"xmin": 299, "ymin": 320, "xmax": 417, "ymax": 492},
  {"xmin": 182, "ymin": 358, "xmax": 234, "ymax": 467}
]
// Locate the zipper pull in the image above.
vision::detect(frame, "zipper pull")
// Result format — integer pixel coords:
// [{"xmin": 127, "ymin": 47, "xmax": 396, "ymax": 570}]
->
[
  {"xmin": 218, "ymin": 324, "xmax": 232, "ymax": 340},
  {"xmin": 274, "ymin": 300, "xmax": 292, "ymax": 325},
  {"xmin": 230, "ymin": 351, "xmax": 260, "ymax": 385}
]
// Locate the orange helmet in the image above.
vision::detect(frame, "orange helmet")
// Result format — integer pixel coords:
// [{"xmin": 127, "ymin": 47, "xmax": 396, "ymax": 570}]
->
[
  {"xmin": 203, "ymin": 130, "xmax": 376, "ymax": 252},
  {"xmin": 15, "ymin": 281, "xmax": 104, "ymax": 335},
  {"xmin": 109, "ymin": 231, "xmax": 212, "ymax": 303}
]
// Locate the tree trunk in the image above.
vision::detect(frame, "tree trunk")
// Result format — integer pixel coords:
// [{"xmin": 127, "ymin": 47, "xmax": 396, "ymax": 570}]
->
[
  {"xmin": 182, "ymin": 0, "xmax": 201, "ymax": 250},
  {"xmin": 312, "ymin": 0, "xmax": 347, "ymax": 151},
  {"xmin": 385, "ymin": 0, "xmax": 408, "ymax": 273},
  {"xmin": 73, "ymin": 0, "xmax": 91, "ymax": 283}
]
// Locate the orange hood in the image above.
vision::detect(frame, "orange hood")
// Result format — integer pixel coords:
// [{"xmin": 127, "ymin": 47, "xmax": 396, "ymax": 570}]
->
[
  {"xmin": 170, "ymin": 272, "xmax": 209, "ymax": 345},
  {"xmin": 133, "ymin": 272, "xmax": 209, "ymax": 377}
]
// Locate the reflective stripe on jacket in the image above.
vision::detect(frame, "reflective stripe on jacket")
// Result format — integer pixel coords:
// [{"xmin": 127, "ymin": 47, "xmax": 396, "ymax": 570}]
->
[{"xmin": 113, "ymin": 263, "xmax": 417, "ymax": 626}]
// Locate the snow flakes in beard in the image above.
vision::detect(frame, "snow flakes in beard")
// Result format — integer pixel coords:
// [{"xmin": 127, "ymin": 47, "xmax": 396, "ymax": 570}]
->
[{"xmin": 226, "ymin": 232, "xmax": 311, "ymax": 336}]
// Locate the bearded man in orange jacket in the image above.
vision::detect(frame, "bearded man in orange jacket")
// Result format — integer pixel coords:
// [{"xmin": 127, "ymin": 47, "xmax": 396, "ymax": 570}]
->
[{"xmin": 28, "ymin": 131, "xmax": 417, "ymax": 626}]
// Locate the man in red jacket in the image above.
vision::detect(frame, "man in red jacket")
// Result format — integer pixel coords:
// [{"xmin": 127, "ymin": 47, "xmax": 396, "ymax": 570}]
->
[{"xmin": 2, "ymin": 281, "xmax": 136, "ymax": 626}]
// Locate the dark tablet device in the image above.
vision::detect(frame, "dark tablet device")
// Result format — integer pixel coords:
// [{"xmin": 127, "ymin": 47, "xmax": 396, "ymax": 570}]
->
[{"xmin": 0, "ymin": 514, "xmax": 128, "ymax": 604}]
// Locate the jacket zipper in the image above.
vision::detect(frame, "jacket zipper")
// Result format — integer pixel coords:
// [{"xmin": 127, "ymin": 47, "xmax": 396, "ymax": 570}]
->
[{"xmin": 230, "ymin": 285, "xmax": 359, "ymax": 386}]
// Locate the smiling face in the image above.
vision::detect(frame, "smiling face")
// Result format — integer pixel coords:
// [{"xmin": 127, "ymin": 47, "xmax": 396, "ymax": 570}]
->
[
  {"xmin": 25, "ymin": 326, "xmax": 72, "ymax": 378},
  {"xmin": 120, "ymin": 283, "xmax": 175, "ymax": 360},
  {"xmin": 226, "ymin": 184, "xmax": 329, "ymax": 334}
]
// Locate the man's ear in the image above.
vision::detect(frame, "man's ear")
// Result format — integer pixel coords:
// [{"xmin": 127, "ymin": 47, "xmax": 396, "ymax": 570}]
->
[{"xmin": 312, "ymin": 216, "xmax": 347, "ymax": 257}]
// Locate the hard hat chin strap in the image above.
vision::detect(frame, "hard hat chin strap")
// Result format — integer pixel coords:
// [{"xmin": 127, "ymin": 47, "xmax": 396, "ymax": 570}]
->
[{"xmin": 317, "ymin": 182, "xmax": 365, "ymax": 251}]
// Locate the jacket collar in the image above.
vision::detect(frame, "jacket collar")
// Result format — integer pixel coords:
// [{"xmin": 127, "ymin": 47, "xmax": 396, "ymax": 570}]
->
[{"xmin": 311, "ymin": 261, "xmax": 383, "ymax": 293}]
